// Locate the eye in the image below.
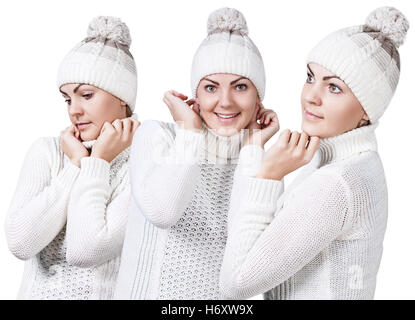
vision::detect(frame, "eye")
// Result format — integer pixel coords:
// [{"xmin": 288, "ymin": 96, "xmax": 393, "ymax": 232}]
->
[
  {"xmin": 82, "ymin": 93, "xmax": 93, "ymax": 99},
  {"xmin": 64, "ymin": 99, "xmax": 71, "ymax": 105},
  {"xmin": 329, "ymin": 84, "xmax": 342, "ymax": 94},
  {"xmin": 306, "ymin": 73, "xmax": 314, "ymax": 83},
  {"xmin": 235, "ymin": 84, "xmax": 247, "ymax": 91},
  {"xmin": 205, "ymin": 85, "xmax": 216, "ymax": 93}
]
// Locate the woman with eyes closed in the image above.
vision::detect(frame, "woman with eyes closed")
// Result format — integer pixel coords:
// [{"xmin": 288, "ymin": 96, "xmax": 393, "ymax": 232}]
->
[
  {"xmin": 114, "ymin": 8, "xmax": 278, "ymax": 300},
  {"xmin": 220, "ymin": 7, "xmax": 409, "ymax": 300},
  {"xmin": 5, "ymin": 16, "xmax": 139, "ymax": 300}
]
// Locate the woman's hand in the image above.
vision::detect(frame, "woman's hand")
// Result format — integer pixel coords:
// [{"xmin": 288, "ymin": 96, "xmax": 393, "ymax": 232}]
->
[
  {"xmin": 91, "ymin": 118, "xmax": 141, "ymax": 163},
  {"xmin": 244, "ymin": 103, "xmax": 280, "ymax": 148},
  {"xmin": 163, "ymin": 90, "xmax": 202, "ymax": 132},
  {"xmin": 60, "ymin": 125, "xmax": 89, "ymax": 168},
  {"xmin": 257, "ymin": 130, "xmax": 320, "ymax": 181}
]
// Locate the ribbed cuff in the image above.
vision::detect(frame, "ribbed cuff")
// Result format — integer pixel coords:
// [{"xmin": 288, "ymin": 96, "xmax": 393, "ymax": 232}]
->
[
  {"xmin": 237, "ymin": 144, "xmax": 265, "ymax": 177},
  {"xmin": 79, "ymin": 157, "xmax": 110, "ymax": 181},
  {"xmin": 56, "ymin": 162, "xmax": 81, "ymax": 189},
  {"xmin": 174, "ymin": 127, "xmax": 203, "ymax": 164},
  {"xmin": 246, "ymin": 177, "xmax": 283, "ymax": 209}
]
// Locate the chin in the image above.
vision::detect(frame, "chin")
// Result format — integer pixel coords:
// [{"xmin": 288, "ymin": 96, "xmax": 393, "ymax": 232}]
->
[
  {"xmin": 80, "ymin": 131, "xmax": 98, "ymax": 142},
  {"xmin": 301, "ymin": 121, "xmax": 322, "ymax": 138}
]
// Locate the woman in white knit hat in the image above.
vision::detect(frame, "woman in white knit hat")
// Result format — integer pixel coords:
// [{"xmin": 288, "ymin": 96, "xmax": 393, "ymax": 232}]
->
[
  {"xmin": 114, "ymin": 7, "xmax": 278, "ymax": 299},
  {"xmin": 5, "ymin": 16, "xmax": 139, "ymax": 299},
  {"xmin": 220, "ymin": 7, "xmax": 409, "ymax": 300}
]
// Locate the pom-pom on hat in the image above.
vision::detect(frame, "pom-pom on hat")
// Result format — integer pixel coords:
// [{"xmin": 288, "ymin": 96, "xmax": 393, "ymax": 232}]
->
[
  {"xmin": 191, "ymin": 7, "xmax": 266, "ymax": 101},
  {"xmin": 57, "ymin": 16, "xmax": 137, "ymax": 110},
  {"xmin": 307, "ymin": 7, "xmax": 409, "ymax": 123}
]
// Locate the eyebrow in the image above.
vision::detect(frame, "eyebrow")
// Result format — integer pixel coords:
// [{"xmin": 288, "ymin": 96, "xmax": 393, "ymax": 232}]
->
[
  {"xmin": 307, "ymin": 65, "xmax": 341, "ymax": 81},
  {"xmin": 202, "ymin": 76, "xmax": 248, "ymax": 86},
  {"xmin": 202, "ymin": 78, "xmax": 219, "ymax": 85},
  {"xmin": 230, "ymin": 76, "xmax": 248, "ymax": 85},
  {"xmin": 59, "ymin": 83, "xmax": 87, "ymax": 96}
]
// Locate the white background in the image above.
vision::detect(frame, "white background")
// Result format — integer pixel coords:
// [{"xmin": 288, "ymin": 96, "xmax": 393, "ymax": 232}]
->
[{"xmin": 0, "ymin": 0, "xmax": 413, "ymax": 300}]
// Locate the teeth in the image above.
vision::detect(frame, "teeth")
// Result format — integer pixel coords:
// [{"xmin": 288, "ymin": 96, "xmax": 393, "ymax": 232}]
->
[{"xmin": 217, "ymin": 113, "xmax": 239, "ymax": 119}]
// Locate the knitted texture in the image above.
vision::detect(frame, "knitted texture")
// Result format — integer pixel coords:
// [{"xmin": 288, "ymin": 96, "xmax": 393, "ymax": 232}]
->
[
  {"xmin": 191, "ymin": 7, "xmax": 266, "ymax": 101},
  {"xmin": 307, "ymin": 6, "xmax": 409, "ymax": 122},
  {"xmin": 220, "ymin": 124, "xmax": 388, "ymax": 300},
  {"xmin": 114, "ymin": 120, "xmax": 245, "ymax": 299},
  {"xmin": 5, "ymin": 137, "xmax": 131, "ymax": 299},
  {"xmin": 57, "ymin": 16, "xmax": 137, "ymax": 110}
]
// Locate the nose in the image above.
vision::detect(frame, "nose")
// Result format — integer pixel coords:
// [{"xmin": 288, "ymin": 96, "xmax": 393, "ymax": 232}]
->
[
  {"xmin": 218, "ymin": 89, "xmax": 233, "ymax": 109},
  {"xmin": 68, "ymin": 99, "xmax": 84, "ymax": 117},
  {"xmin": 304, "ymin": 83, "xmax": 322, "ymax": 107}
]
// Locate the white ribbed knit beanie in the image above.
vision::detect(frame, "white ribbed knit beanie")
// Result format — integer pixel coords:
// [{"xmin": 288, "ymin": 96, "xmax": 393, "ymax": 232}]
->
[
  {"xmin": 307, "ymin": 7, "xmax": 409, "ymax": 123},
  {"xmin": 57, "ymin": 16, "xmax": 137, "ymax": 110},
  {"xmin": 191, "ymin": 7, "xmax": 265, "ymax": 101}
]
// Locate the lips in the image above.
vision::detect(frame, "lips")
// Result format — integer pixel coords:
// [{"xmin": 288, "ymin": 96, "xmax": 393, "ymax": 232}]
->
[
  {"xmin": 304, "ymin": 109, "xmax": 324, "ymax": 120},
  {"xmin": 215, "ymin": 112, "xmax": 241, "ymax": 122},
  {"xmin": 76, "ymin": 122, "xmax": 92, "ymax": 130}
]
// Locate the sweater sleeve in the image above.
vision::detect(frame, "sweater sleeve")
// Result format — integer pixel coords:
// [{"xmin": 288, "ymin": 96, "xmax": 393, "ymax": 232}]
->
[
  {"xmin": 5, "ymin": 137, "xmax": 80, "ymax": 260},
  {"xmin": 219, "ymin": 169, "xmax": 353, "ymax": 300},
  {"xmin": 65, "ymin": 157, "xmax": 130, "ymax": 268},
  {"xmin": 129, "ymin": 120, "xmax": 203, "ymax": 229}
]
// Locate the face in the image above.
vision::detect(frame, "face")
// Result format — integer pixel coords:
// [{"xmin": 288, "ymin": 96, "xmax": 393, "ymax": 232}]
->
[
  {"xmin": 301, "ymin": 63, "xmax": 369, "ymax": 138},
  {"xmin": 60, "ymin": 83, "xmax": 128, "ymax": 141},
  {"xmin": 196, "ymin": 73, "xmax": 260, "ymax": 136}
]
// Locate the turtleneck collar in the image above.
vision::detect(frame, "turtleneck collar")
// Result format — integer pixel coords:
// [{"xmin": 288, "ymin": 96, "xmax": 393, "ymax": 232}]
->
[
  {"xmin": 199, "ymin": 122, "xmax": 246, "ymax": 162},
  {"xmin": 317, "ymin": 122, "xmax": 378, "ymax": 167},
  {"xmin": 79, "ymin": 113, "xmax": 137, "ymax": 164}
]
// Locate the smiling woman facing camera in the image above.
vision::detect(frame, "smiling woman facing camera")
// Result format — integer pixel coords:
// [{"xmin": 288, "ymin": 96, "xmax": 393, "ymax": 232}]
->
[
  {"xmin": 114, "ymin": 7, "xmax": 278, "ymax": 300},
  {"xmin": 5, "ymin": 16, "xmax": 139, "ymax": 300},
  {"xmin": 220, "ymin": 7, "xmax": 409, "ymax": 300}
]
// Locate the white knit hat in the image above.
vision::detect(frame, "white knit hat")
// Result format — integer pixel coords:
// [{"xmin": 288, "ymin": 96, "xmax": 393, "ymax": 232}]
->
[
  {"xmin": 307, "ymin": 7, "xmax": 409, "ymax": 123},
  {"xmin": 57, "ymin": 16, "xmax": 137, "ymax": 110},
  {"xmin": 191, "ymin": 7, "xmax": 265, "ymax": 101}
]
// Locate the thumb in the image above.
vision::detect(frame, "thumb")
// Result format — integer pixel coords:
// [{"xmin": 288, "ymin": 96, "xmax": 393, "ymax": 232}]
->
[{"xmin": 100, "ymin": 122, "xmax": 111, "ymax": 134}]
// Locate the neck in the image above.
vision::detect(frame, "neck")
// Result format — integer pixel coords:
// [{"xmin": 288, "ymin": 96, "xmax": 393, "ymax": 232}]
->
[{"xmin": 318, "ymin": 123, "xmax": 378, "ymax": 166}]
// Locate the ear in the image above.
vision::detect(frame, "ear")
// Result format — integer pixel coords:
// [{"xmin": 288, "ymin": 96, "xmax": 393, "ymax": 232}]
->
[{"xmin": 120, "ymin": 100, "xmax": 127, "ymax": 107}]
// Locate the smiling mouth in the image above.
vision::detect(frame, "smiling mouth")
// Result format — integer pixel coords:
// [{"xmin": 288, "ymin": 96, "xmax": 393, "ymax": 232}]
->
[
  {"xmin": 304, "ymin": 109, "xmax": 324, "ymax": 120},
  {"xmin": 215, "ymin": 112, "xmax": 241, "ymax": 120}
]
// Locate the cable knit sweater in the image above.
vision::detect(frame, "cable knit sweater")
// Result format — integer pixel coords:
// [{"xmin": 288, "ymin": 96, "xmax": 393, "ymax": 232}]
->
[
  {"xmin": 220, "ymin": 123, "xmax": 388, "ymax": 300},
  {"xmin": 114, "ymin": 120, "xmax": 246, "ymax": 299},
  {"xmin": 5, "ymin": 137, "xmax": 131, "ymax": 300}
]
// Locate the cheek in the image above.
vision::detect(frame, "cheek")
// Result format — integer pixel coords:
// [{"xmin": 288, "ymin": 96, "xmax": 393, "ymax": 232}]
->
[{"xmin": 91, "ymin": 95, "xmax": 122, "ymax": 121}]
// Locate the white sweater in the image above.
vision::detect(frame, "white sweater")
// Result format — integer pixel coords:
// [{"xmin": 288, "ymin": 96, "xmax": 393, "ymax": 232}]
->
[
  {"xmin": 220, "ymin": 123, "xmax": 388, "ymax": 300},
  {"xmin": 114, "ymin": 120, "xmax": 246, "ymax": 299},
  {"xmin": 5, "ymin": 137, "xmax": 131, "ymax": 299}
]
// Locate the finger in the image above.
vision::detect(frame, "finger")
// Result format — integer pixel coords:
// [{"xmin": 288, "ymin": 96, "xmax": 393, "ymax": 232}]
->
[
  {"xmin": 186, "ymin": 99, "xmax": 195, "ymax": 107},
  {"xmin": 288, "ymin": 131, "xmax": 301, "ymax": 146},
  {"xmin": 171, "ymin": 90, "xmax": 188, "ymax": 100},
  {"xmin": 122, "ymin": 118, "xmax": 132, "ymax": 136},
  {"xmin": 265, "ymin": 112, "xmax": 275, "ymax": 125},
  {"xmin": 307, "ymin": 136, "xmax": 320, "ymax": 152},
  {"xmin": 112, "ymin": 119, "xmax": 123, "ymax": 132},
  {"xmin": 297, "ymin": 132, "xmax": 309, "ymax": 149},
  {"xmin": 132, "ymin": 120, "xmax": 141, "ymax": 133},
  {"xmin": 261, "ymin": 119, "xmax": 279, "ymax": 141},
  {"xmin": 100, "ymin": 121, "xmax": 112, "ymax": 134},
  {"xmin": 278, "ymin": 129, "xmax": 291, "ymax": 145},
  {"xmin": 305, "ymin": 136, "xmax": 320, "ymax": 160},
  {"xmin": 257, "ymin": 109, "xmax": 267, "ymax": 123}
]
